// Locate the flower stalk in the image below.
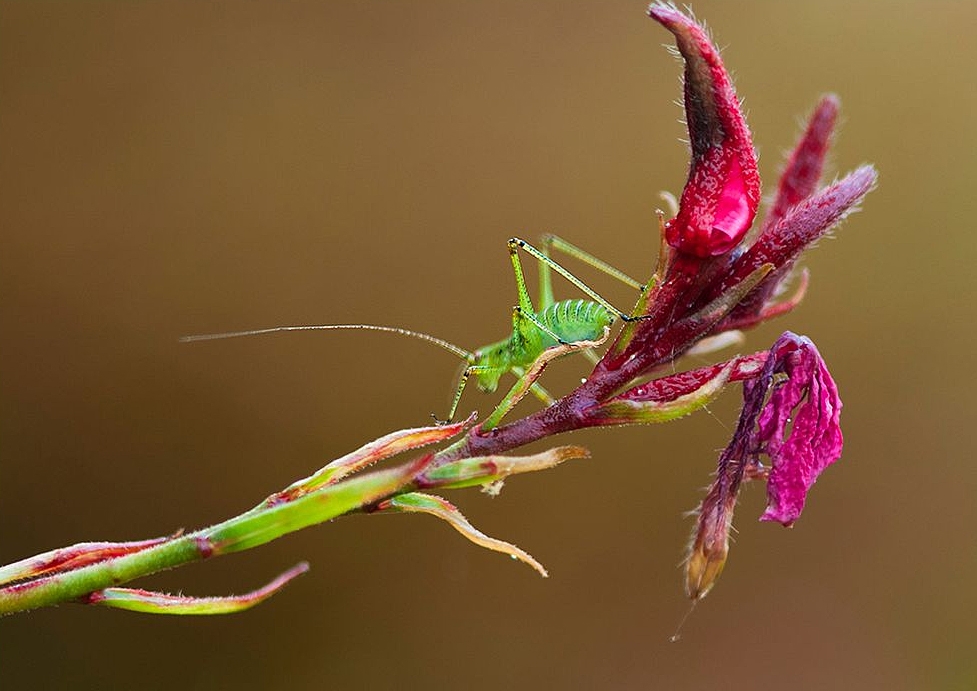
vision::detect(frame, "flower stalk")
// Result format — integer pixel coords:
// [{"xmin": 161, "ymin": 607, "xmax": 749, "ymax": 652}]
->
[{"xmin": 0, "ymin": 3, "xmax": 876, "ymax": 616}]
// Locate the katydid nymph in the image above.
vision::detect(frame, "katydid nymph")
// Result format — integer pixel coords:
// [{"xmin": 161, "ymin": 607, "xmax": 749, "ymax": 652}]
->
[{"xmin": 182, "ymin": 235, "xmax": 646, "ymax": 427}]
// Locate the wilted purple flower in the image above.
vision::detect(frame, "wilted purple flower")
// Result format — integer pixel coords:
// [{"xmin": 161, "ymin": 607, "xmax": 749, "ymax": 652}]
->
[
  {"xmin": 686, "ymin": 332, "xmax": 844, "ymax": 598},
  {"xmin": 756, "ymin": 333, "xmax": 843, "ymax": 526}
]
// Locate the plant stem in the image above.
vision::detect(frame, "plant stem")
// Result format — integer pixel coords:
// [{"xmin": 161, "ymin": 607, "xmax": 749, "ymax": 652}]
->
[{"xmin": 0, "ymin": 459, "xmax": 425, "ymax": 615}]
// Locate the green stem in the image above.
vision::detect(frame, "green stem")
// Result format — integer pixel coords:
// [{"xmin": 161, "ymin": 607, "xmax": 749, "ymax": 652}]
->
[{"xmin": 0, "ymin": 458, "xmax": 425, "ymax": 616}]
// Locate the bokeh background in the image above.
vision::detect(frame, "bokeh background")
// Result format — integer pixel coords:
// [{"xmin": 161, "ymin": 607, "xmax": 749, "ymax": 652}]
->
[{"xmin": 2, "ymin": 1, "xmax": 974, "ymax": 689}]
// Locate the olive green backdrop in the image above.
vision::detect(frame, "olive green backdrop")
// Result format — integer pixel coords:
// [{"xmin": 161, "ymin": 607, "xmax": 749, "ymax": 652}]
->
[{"xmin": 2, "ymin": 1, "xmax": 973, "ymax": 689}]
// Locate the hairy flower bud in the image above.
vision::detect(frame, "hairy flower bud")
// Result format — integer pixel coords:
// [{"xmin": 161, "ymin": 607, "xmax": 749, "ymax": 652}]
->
[
  {"xmin": 649, "ymin": 3, "xmax": 760, "ymax": 257},
  {"xmin": 686, "ymin": 478, "xmax": 737, "ymax": 599}
]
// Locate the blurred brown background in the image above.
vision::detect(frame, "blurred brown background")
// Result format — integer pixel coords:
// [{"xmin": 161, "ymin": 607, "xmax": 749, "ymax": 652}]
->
[{"xmin": 2, "ymin": 1, "xmax": 974, "ymax": 689}]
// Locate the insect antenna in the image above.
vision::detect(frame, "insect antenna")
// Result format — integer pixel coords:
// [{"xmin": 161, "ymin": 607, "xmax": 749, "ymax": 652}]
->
[{"xmin": 180, "ymin": 324, "xmax": 475, "ymax": 363}]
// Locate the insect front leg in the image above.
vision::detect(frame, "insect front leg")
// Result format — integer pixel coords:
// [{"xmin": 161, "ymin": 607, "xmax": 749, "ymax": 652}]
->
[{"xmin": 440, "ymin": 362, "xmax": 503, "ymax": 425}]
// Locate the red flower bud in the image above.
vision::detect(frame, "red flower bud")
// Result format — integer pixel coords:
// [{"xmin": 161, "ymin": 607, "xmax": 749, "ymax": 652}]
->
[{"xmin": 649, "ymin": 3, "xmax": 760, "ymax": 257}]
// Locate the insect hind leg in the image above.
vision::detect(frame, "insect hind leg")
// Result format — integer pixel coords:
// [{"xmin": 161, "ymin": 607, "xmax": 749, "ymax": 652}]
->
[
  {"xmin": 540, "ymin": 233, "xmax": 644, "ymax": 292},
  {"xmin": 509, "ymin": 237, "xmax": 641, "ymax": 323}
]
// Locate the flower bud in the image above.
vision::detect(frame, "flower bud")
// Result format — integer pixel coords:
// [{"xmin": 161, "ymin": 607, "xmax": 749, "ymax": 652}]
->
[
  {"xmin": 686, "ymin": 486, "xmax": 736, "ymax": 599},
  {"xmin": 649, "ymin": 3, "xmax": 760, "ymax": 257}
]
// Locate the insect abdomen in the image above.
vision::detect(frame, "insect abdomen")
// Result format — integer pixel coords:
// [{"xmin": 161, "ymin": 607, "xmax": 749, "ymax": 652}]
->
[{"xmin": 538, "ymin": 299, "xmax": 613, "ymax": 346}]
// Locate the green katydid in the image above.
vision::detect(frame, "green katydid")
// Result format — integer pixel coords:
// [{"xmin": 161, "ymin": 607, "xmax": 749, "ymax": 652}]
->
[{"xmin": 183, "ymin": 235, "xmax": 646, "ymax": 425}]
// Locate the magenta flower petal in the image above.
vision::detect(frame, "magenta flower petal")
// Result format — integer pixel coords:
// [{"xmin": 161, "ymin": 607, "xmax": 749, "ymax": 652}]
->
[{"xmin": 758, "ymin": 335, "xmax": 843, "ymax": 525}]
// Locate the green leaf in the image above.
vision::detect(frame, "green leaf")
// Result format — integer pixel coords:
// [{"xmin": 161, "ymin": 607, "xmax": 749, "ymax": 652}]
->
[
  {"xmin": 86, "ymin": 562, "xmax": 309, "ymax": 615},
  {"xmin": 265, "ymin": 414, "xmax": 474, "ymax": 505},
  {"xmin": 418, "ymin": 445, "xmax": 589, "ymax": 491},
  {"xmin": 216, "ymin": 454, "xmax": 435, "ymax": 553},
  {"xmin": 385, "ymin": 493, "xmax": 548, "ymax": 577},
  {"xmin": 0, "ymin": 534, "xmax": 178, "ymax": 586}
]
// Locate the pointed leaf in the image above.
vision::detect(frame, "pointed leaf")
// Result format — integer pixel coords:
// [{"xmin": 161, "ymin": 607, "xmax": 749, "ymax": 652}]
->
[
  {"xmin": 84, "ymin": 562, "xmax": 309, "ymax": 615},
  {"xmin": 266, "ymin": 414, "xmax": 475, "ymax": 505},
  {"xmin": 0, "ymin": 534, "xmax": 180, "ymax": 586},
  {"xmin": 418, "ymin": 446, "xmax": 589, "ymax": 491},
  {"xmin": 657, "ymin": 264, "xmax": 772, "ymax": 360},
  {"xmin": 720, "ymin": 267, "xmax": 809, "ymax": 333},
  {"xmin": 590, "ymin": 362, "xmax": 734, "ymax": 425},
  {"xmin": 219, "ymin": 454, "xmax": 435, "ymax": 553},
  {"xmin": 384, "ymin": 492, "xmax": 547, "ymax": 577}
]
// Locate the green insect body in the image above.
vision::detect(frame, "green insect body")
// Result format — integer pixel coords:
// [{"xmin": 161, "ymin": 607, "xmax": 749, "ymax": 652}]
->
[
  {"xmin": 182, "ymin": 234, "xmax": 643, "ymax": 426},
  {"xmin": 432, "ymin": 236, "xmax": 643, "ymax": 423},
  {"xmin": 470, "ymin": 299, "xmax": 614, "ymax": 395}
]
